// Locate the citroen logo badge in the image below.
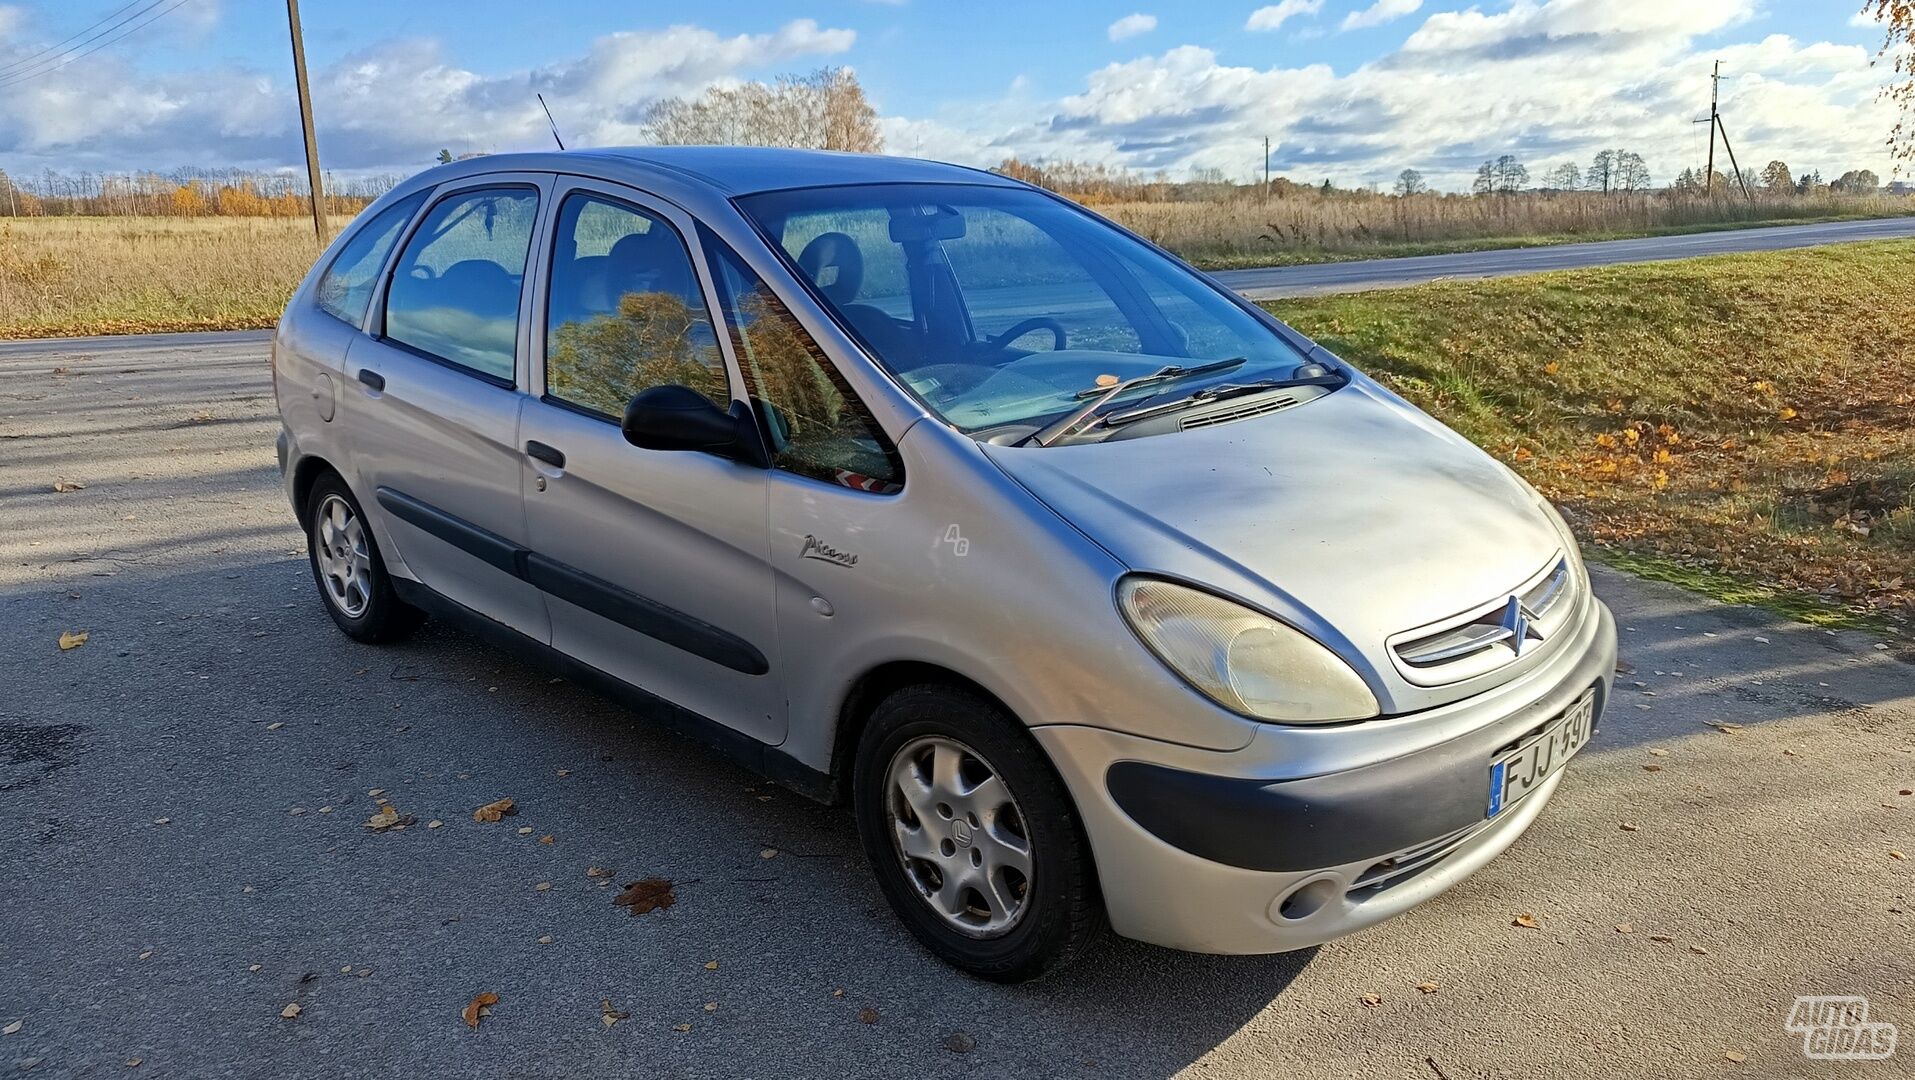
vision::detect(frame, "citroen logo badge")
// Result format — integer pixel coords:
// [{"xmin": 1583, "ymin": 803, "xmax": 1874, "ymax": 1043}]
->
[{"xmin": 1501, "ymin": 595, "xmax": 1545, "ymax": 655}]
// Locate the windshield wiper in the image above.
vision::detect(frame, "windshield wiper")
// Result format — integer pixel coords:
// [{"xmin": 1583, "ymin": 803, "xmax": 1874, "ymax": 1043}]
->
[
  {"xmin": 1026, "ymin": 358, "xmax": 1246, "ymax": 446},
  {"xmin": 1102, "ymin": 370, "xmax": 1344, "ymax": 427}
]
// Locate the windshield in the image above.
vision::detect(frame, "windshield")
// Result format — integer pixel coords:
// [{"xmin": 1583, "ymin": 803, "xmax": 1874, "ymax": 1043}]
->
[{"xmin": 735, "ymin": 183, "xmax": 1313, "ymax": 436}]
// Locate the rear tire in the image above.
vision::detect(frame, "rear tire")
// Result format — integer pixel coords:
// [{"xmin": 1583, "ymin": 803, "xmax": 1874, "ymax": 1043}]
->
[
  {"xmin": 853, "ymin": 684, "xmax": 1103, "ymax": 982},
  {"xmin": 304, "ymin": 473, "xmax": 423, "ymax": 644}
]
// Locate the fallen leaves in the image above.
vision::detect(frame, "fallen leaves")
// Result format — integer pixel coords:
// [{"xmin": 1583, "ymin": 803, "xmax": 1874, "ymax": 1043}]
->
[
  {"xmin": 52, "ymin": 480, "xmax": 85, "ymax": 492},
  {"xmin": 1615, "ymin": 923, "xmax": 1634, "ymax": 934},
  {"xmin": 279, "ymin": 1003, "xmax": 301, "ymax": 1020},
  {"xmin": 1725, "ymin": 1050, "xmax": 1746, "ymax": 1063},
  {"xmin": 599, "ymin": 999, "xmax": 629, "ymax": 1029},
  {"xmin": 472, "ymin": 798, "xmax": 516, "ymax": 823},
  {"xmin": 1620, "ymin": 822, "xmax": 1640, "ymax": 832},
  {"xmin": 1511, "ymin": 913, "xmax": 1540, "ymax": 929},
  {"xmin": 1360, "ymin": 993, "xmax": 1382, "ymax": 1007},
  {"xmin": 1891, "ymin": 850, "xmax": 1906, "ymax": 860},
  {"xmin": 57, "ymin": 630, "xmax": 89, "ymax": 651},
  {"xmin": 364, "ymin": 806, "xmax": 416, "ymax": 832},
  {"xmin": 1415, "ymin": 981, "xmax": 1441, "ymax": 994},
  {"xmin": 613, "ymin": 878, "xmax": 676, "ymax": 915},
  {"xmin": 1706, "ymin": 722, "xmax": 1744, "ymax": 735},
  {"xmin": 2, "ymin": 1020, "xmax": 21, "ymax": 1036},
  {"xmin": 857, "ymin": 1007, "xmax": 881, "ymax": 1025},
  {"xmin": 462, "ymin": 991, "xmax": 499, "ymax": 1030}
]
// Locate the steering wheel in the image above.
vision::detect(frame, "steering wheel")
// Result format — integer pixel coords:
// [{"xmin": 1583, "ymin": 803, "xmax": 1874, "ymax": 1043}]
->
[{"xmin": 988, "ymin": 317, "xmax": 1067, "ymax": 352}]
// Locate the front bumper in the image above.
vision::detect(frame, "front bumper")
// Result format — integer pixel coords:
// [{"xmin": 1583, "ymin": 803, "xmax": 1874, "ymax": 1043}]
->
[{"xmin": 1034, "ymin": 598, "xmax": 1616, "ymax": 954}]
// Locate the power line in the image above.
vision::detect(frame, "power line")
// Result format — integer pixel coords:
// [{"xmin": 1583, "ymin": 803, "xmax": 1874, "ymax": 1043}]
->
[
  {"xmin": 0, "ymin": 0, "xmax": 153, "ymax": 79},
  {"xmin": 0, "ymin": 0, "xmax": 195, "ymax": 92}
]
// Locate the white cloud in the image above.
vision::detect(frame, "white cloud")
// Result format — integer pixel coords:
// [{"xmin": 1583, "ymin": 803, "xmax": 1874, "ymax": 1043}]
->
[
  {"xmin": 1341, "ymin": 0, "xmax": 1422, "ymax": 32},
  {"xmin": 1246, "ymin": 0, "xmax": 1323, "ymax": 33},
  {"xmin": 0, "ymin": 19, "xmax": 855, "ymax": 171},
  {"xmin": 0, "ymin": 2, "xmax": 1898, "ymax": 192},
  {"xmin": 926, "ymin": 0, "xmax": 1896, "ymax": 190},
  {"xmin": 1108, "ymin": 13, "xmax": 1158, "ymax": 41}
]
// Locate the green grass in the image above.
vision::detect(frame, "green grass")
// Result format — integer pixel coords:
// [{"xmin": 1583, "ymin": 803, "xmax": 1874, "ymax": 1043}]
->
[
  {"xmin": 1185, "ymin": 210, "xmax": 1915, "ymax": 271},
  {"xmin": 1593, "ymin": 549, "xmax": 1899, "ymax": 636},
  {"xmin": 1264, "ymin": 240, "xmax": 1915, "ymax": 635}
]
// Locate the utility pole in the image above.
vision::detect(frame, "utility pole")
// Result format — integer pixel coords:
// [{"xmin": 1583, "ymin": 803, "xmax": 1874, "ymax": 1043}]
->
[
  {"xmin": 1695, "ymin": 60, "xmax": 1754, "ymax": 202},
  {"xmin": 1262, "ymin": 136, "xmax": 1270, "ymax": 201},
  {"xmin": 286, "ymin": 0, "xmax": 327, "ymax": 242}
]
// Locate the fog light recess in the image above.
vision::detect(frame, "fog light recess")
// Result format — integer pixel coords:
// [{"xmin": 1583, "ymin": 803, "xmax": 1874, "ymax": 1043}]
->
[{"xmin": 1270, "ymin": 875, "xmax": 1341, "ymax": 923}]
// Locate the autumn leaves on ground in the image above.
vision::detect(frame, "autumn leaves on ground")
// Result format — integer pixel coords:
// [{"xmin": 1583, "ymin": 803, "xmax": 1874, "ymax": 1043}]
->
[{"xmin": 1268, "ymin": 240, "xmax": 1915, "ymax": 636}]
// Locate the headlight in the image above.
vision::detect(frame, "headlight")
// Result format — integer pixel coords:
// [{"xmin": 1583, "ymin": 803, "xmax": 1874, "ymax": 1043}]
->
[{"xmin": 1117, "ymin": 578, "xmax": 1379, "ymax": 724}]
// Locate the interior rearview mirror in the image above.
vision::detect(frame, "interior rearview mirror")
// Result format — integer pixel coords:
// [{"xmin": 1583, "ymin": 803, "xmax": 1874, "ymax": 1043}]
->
[{"xmin": 621, "ymin": 385, "xmax": 768, "ymax": 467}]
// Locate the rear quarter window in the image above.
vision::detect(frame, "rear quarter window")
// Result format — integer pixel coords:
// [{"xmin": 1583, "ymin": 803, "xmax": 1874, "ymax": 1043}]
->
[{"xmin": 314, "ymin": 192, "xmax": 428, "ymax": 327}]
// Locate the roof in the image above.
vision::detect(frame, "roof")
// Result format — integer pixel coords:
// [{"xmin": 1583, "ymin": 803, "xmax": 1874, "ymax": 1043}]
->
[{"xmin": 567, "ymin": 146, "xmax": 1019, "ymax": 196}]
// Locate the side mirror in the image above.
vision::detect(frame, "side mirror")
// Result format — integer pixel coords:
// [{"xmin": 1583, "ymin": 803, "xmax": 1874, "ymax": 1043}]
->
[{"xmin": 621, "ymin": 385, "xmax": 768, "ymax": 467}]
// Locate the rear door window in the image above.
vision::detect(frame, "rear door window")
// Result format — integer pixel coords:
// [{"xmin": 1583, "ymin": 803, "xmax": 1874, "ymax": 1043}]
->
[{"xmin": 384, "ymin": 188, "xmax": 540, "ymax": 382}]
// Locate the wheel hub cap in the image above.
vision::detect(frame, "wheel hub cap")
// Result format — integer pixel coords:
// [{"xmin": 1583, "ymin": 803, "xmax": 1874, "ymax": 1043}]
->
[
  {"xmin": 312, "ymin": 494, "xmax": 373, "ymax": 619},
  {"xmin": 884, "ymin": 735, "xmax": 1032, "ymax": 938}
]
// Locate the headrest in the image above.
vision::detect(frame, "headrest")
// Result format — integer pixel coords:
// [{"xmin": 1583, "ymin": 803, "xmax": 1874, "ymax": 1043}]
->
[{"xmin": 796, "ymin": 231, "xmax": 864, "ymax": 306}]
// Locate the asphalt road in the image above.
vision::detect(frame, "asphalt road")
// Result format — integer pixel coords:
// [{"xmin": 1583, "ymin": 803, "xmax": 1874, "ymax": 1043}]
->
[
  {"xmin": 1211, "ymin": 215, "xmax": 1915, "ymax": 298},
  {"xmin": 2, "ymin": 335, "xmax": 1912, "ymax": 1079}
]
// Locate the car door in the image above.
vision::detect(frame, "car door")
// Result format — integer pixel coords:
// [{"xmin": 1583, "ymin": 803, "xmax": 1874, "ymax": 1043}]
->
[
  {"xmin": 518, "ymin": 180, "xmax": 781, "ymax": 743},
  {"xmin": 345, "ymin": 174, "xmax": 552, "ymax": 641}
]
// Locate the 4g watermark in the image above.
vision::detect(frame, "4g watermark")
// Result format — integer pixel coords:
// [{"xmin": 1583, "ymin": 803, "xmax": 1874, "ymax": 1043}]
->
[{"xmin": 1787, "ymin": 997, "xmax": 1898, "ymax": 1061}]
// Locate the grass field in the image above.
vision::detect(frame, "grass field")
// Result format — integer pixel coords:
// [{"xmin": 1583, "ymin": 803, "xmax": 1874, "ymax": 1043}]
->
[
  {"xmin": 0, "ymin": 216, "xmax": 341, "ymax": 338},
  {"xmin": 2, "ymin": 215, "xmax": 1909, "ymax": 632},
  {"xmin": 1266, "ymin": 240, "xmax": 1915, "ymax": 634}
]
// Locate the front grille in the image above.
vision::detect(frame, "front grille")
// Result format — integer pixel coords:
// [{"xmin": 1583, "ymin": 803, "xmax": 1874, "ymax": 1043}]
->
[
  {"xmin": 1180, "ymin": 395, "xmax": 1299, "ymax": 429},
  {"xmin": 1389, "ymin": 556, "xmax": 1577, "ymax": 684},
  {"xmin": 1348, "ymin": 819, "xmax": 1494, "ymax": 894}
]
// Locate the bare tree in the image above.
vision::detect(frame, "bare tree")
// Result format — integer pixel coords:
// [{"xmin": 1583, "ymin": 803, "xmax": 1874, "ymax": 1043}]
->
[
  {"xmin": 1393, "ymin": 168, "xmax": 1427, "ymax": 196},
  {"xmin": 644, "ymin": 67, "xmax": 882, "ymax": 153},
  {"xmin": 1588, "ymin": 149, "xmax": 1617, "ymax": 193},
  {"xmin": 1616, "ymin": 152, "xmax": 1651, "ymax": 192},
  {"xmin": 1541, "ymin": 162, "xmax": 1582, "ymax": 191},
  {"xmin": 1864, "ymin": 1, "xmax": 1914, "ymax": 163}
]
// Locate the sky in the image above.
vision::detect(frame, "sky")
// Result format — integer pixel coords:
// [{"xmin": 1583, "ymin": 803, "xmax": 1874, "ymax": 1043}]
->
[{"xmin": 0, "ymin": 0, "xmax": 1904, "ymax": 192}]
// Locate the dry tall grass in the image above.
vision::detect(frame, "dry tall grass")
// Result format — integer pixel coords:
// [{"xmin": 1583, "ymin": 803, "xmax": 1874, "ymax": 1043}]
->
[
  {"xmin": 1101, "ymin": 190, "xmax": 1915, "ymax": 268},
  {"xmin": 0, "ymin": 216, "xmax": 344, "ymax": 337}
]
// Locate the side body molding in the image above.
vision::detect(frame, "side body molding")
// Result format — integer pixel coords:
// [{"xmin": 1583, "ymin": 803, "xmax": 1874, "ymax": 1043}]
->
[{"xmin": 374, "ymin": 486, "xmax": 769, "ymax": 677}]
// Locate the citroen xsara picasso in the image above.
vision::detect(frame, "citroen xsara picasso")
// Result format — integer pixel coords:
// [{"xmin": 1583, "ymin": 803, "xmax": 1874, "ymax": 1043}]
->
[{"xmin": 274, "ymin": 148, "xmax": 1617, "ymax": 981}]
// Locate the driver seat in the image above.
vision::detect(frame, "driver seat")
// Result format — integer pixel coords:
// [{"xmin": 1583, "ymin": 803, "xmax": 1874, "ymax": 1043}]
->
[{"xmin": 796, "ymin": 232, "xmax": 916, "ymax": 363}]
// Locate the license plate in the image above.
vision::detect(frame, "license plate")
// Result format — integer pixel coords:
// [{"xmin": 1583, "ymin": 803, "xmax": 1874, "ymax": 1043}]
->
[{"xmin": 1488, "ymin": 691, "xmax": 1595, "ymax": 818}]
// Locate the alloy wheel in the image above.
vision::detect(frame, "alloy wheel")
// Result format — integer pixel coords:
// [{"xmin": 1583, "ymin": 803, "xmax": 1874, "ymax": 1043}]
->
[
  {"xmin": 312, "ymin": 493, "xmax": 373, "ymax": 619},
  {"xmin": 885, "ymin": 735, "xmax": 1033, "ymax": 937}
]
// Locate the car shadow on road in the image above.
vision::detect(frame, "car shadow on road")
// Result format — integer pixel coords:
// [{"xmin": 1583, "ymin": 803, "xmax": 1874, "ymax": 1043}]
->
[{"xmin": 6, "ymin": 555, "xmax": 1909, "ymax": 1077}]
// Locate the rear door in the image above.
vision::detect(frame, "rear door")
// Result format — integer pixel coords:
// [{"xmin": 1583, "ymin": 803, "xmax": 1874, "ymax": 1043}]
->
[
  {"xmin": 345, "ymin": 174, "xmax": 552, "ymax": 639},
  {"xmin": 518, "ymin": 179, "xmax": 781, "ymax": 743}
]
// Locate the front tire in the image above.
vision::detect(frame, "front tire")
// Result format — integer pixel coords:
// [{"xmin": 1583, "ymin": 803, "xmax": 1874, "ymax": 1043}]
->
[
  {"xmin": 305, "ymin": 473, "xmax": 423, "ymax": 644},
  {"xmin": 853, "ymin": 684, "xmax": 1103, "ymax": 981}
]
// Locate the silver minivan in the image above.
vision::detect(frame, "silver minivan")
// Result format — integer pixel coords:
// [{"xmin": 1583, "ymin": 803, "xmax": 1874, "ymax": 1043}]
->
[{"xmin": 274, "ymin": 147, "xmax": 1616, "ymax": 981}]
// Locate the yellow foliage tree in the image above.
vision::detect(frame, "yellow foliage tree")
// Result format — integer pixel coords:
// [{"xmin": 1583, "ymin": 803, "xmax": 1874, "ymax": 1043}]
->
[{"xmin": 170, "ymin": 184, "xmax": 207, "ymax": 216}]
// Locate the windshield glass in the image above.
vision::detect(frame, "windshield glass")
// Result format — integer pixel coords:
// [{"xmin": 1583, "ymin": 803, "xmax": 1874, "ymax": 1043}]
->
[{"xmin": 735, "ymin": 183, "xmax": 1311, "ymax": 435}]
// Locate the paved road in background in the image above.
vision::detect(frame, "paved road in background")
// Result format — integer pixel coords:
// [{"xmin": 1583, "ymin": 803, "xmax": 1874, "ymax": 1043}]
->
[
  {"xmin": 3, "ymin": 331, "xmax": 1912, "ymax": 1078},
  {"xmin": 1212, "ymin": 215, "xmax": 1915, "ymax": 298}
]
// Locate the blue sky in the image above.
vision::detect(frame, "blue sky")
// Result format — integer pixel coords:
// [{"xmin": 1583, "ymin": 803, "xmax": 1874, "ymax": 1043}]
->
[{"xmin": 0, "ymin": 1, "xmax": 1902, "ymax": 190}]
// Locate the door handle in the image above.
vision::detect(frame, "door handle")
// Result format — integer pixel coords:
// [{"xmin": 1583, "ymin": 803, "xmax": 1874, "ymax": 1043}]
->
[
  {"xmin": 356, "ymin": 368, "xmax": 385, "ymax": 391},
  {"xmin": 525, "ymin": 440, "xmax": 566, "ymax": 468}
]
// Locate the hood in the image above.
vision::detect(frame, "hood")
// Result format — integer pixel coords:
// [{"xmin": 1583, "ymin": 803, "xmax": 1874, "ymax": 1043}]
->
[{"xmin": 980, "ymin": 378, "xmax": 1567, "ymax": 697}]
